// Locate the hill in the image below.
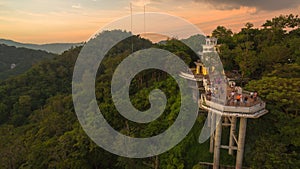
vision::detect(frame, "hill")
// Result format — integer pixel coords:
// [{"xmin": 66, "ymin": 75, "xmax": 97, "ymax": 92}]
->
[
  {"xmin": 0, "ymin": 31, "xmax": 205, "ymax": 168},
  {"xmin": 0, "ymin": 44, "xmax": 55, "ymax": 80},
  {"xmin": 0, "ymin": 38, "xmax": 82, "ymax": 54}
]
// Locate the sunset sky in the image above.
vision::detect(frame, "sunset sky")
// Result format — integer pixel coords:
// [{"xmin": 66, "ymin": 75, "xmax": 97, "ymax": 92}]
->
[{"xmin": 1, "ymin": 0, "xmax": 299, "ymax": 44}]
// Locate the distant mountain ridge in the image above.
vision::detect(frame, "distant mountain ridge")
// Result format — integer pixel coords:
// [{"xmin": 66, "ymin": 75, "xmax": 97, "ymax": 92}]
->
[
  {"xmin": 0, "ymin": 39, "xmax": 82, "ymax": 54},
  {"xmin": 0, "ymin": 44, "xmax": 55, "ymax": 80}
]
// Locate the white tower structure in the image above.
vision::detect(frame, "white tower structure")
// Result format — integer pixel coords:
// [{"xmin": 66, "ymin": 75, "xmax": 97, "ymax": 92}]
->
[
  {"xmin": 203, "ymin": 37, "xmax": 218, "ymax": 53},
  {"xmin": 181, "ymin": 37, "xmax": 268, "ymax": 169}
]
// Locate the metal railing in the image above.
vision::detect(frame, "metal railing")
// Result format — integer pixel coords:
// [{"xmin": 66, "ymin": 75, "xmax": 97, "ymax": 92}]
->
[{"xmin": 200, "ymin": 94, "xmax": 266, "ymax": 114}]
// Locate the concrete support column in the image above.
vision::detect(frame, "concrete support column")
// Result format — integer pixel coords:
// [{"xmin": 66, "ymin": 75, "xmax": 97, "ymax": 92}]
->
[
  {"xmin": 207, "ymin": 112, "xmax": 211, "ymax": 127},
  {"xmin": 236, "ymin": 118, "xmax": 247, "ymax": 169},
  {"xmin": 229, "ymin": 117, "xmax": 237, "ymax": 155},
  {"xmin": 213, "ymin": 115, "xmax": 222, "ymax": 169},
  {"xmin": 210, "ymin": 112, "xmax": 215, "ymax": 153}
]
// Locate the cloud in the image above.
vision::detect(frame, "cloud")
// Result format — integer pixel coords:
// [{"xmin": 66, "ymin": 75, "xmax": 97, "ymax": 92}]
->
[
  {"xmin": 72, "ymin": 3, "xmax": 82, "ymax": 9},
  {"xmin": 194, "ymin": 0, "xmax": 300, "ymax": 11},
  {"xmin": 131, "ymin": 0, "xmax": 153, "ymax": 7}
]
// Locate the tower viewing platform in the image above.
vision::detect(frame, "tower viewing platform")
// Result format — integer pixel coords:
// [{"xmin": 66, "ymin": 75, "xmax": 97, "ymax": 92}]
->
[{"xmin": 200, "ymin": 87, "xmax": 268, "ymax": 119}]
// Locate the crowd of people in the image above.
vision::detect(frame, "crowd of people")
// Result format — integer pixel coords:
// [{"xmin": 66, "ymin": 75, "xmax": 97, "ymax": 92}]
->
[
  {"xmin": 205, "ymin": 78, "xmax": 259, "ymax": 107},
  {"xmin": 204, "ymin": 76, "xmax": 227, "ymax": 104},
  {"xmin": 227, "ymin": 89, "xmax": 258, "ymax": 106}
]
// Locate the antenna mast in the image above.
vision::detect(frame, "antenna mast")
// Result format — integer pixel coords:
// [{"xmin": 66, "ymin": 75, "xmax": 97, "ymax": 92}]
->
[
  {"xmin": 130, "ymin": 3, "xmax": 133, "ymax": 53},
  {"xmin": 144, "ymin": 5, "xmax": 146, "ymax": 35}
]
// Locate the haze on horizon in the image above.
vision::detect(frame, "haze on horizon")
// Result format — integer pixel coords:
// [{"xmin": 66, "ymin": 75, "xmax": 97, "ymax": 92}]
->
[{"xmin": 0, "ymin": 0, "xmax": 299, "ymax": 44}]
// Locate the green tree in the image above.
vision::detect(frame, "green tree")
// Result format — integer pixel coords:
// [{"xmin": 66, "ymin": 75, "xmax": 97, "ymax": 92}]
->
[
  {"xmin": 212, "ymin": 26, "xmax": 233, "ymax": 44},
  {"xmin": 234, "ymin": 42, "xmax": 258, "ymax": 78}
]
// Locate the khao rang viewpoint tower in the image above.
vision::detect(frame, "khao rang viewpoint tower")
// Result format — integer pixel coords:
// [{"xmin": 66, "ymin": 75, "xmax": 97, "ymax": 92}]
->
[{"xmin": 181, "ymin": 37, "xmax": 268, "ymax": 169}]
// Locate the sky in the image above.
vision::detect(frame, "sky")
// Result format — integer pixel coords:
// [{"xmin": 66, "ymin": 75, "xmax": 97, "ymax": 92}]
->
[{"xmin": 0, "ymin": 0, "xmax": 299, "ymax": 44}]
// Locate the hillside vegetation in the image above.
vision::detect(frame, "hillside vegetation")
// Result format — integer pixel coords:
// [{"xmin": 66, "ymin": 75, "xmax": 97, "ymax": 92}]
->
[
  {"xmin": 0, "ymin": 39, "xmax": 82, "ymax": 54},
  {"xmin": 0, "ymin": 44, "xmax": 55, "ymax": 80}
]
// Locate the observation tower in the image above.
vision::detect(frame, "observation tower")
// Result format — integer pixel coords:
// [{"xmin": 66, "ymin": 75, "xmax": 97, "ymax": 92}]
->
[{"xmin": 180, "ymin": 37, "xmax": 268, "ymax": 169}]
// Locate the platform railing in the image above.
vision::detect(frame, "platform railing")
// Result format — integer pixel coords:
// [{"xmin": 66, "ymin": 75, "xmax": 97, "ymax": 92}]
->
[{"xmin": 200, "ymin": 94, "xmax": 266, "ymax": 114}]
